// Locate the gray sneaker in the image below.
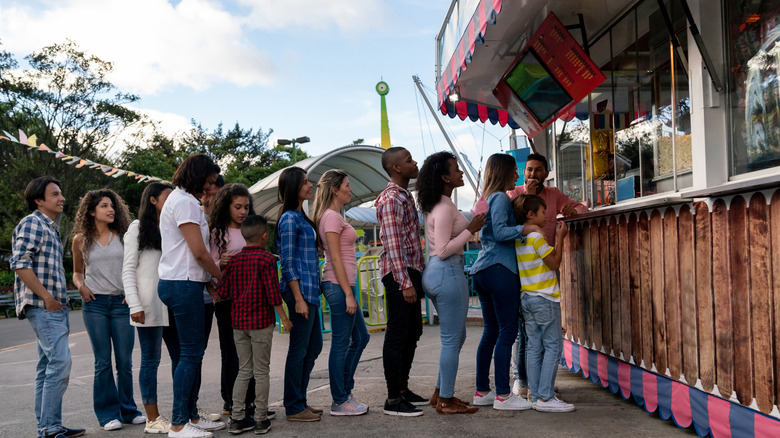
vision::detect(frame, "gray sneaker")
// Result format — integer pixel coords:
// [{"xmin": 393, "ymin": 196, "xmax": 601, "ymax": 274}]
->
[
  {"xmin": 534, "ymin": 396, "xmax": 575, "ymax": 412},
  {"xmin": 330, "ymin": 399, "xmax": 368, "ymax": 416}
]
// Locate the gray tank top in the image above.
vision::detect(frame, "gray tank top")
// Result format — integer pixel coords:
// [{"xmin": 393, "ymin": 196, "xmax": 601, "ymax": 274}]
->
[{"xmin": 84, "ymin": 233, "xmax": 125, "ymax": 295}]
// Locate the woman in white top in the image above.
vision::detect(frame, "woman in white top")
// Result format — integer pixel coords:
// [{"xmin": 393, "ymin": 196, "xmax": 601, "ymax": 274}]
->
[
  {"xmin": 157, "ymin": 154, "xmax": 225, "ymax": 438},
  {"xmin": 206, "ymin": 183, "xmax": 256, "ymax": 419},
  {"xmin": 417, "ymin": 152, "xmax": 485, "ymax": 414},
  {"xmin": 312, "ymin": 169, "xmax": 370, "ymax": 416},
  {"xmin": 122, "ymin": 182, "xmax": 176, "ymax": 434},
  {"xmin": 72, "ymin": 189, "xmax": 144, "ymax": 430}
]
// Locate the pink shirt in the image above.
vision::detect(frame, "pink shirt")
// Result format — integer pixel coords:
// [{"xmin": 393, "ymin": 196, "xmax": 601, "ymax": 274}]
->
[
  {"xmin": 426, "ymin": 195, "xmax": 471, "ymax": 259},
  {"xmin": 507, "ymin": 185, "xmax": 588, "ymax": 246},
  {"xmin": 210, "ymin": 227, "xmax": 246, "ymax": 267},
  {"xmin": 319, "ymin": 209, "xmax": 357, "ymax": 286}
]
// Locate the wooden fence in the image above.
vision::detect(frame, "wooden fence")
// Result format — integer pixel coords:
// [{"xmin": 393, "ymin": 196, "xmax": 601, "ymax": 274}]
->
[{"xmin": 560, "ymin": 187, "xmax": 780, "ymax": 415}]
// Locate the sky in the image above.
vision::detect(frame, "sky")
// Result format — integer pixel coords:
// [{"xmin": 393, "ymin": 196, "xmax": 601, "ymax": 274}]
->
[{"xmin": 0, "ymin": 0, "xmax": 516, "ymax": 207}]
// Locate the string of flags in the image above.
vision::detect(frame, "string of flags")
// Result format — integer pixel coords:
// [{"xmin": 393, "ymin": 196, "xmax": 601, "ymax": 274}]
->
[{"xmin": 0, "ymin": 129, "xmax": 170, "ymax": 184}]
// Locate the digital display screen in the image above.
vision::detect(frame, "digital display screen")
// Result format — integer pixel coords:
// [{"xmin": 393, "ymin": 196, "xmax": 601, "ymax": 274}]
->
[{"xmin": 504, "ymin": 49, "xmax": 573, "ymax": 123}]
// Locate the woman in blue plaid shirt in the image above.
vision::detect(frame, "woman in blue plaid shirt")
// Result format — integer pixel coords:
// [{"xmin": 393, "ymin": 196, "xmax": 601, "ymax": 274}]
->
[{"xmin": 275, "ymin": 167, "xmax": 323, "ymax": 422}]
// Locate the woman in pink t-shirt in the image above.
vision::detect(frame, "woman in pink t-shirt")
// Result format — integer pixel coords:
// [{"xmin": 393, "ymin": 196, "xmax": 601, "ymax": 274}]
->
[
  {"xmin": 207, "ymin": 183, "xmax": 256, "ymax": 420},
  {"xmin": 312, "ymin": 169, "xmax": 370, "ymax": 416}
]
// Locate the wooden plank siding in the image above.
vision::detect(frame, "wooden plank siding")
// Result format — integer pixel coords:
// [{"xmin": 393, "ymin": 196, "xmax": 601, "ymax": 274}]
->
[{"xmin": 558, "ymin": 188, "xmax": 780, "ymax": 415}]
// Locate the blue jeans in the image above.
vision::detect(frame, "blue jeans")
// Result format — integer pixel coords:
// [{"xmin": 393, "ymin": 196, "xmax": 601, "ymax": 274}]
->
[
  {"xmin": 158, "ymin": 280, "xmax": 206, "ymax": 426},
  {"xmin": 283, "ymin": 299, "xmax": 323, "ymax": 415},
  {"xmin": 473, "ymin": 264, "xmax": 520, "ymax": 395},
  {"xmin": 322, "ymin": 281, "xmax": 370, "ymax": 404},
  {"xmin": 82, "ymin": 295, "xmax": 140, "ymax": 426},
  {"xmin": 521, "ymin": 294, "xmax": 562, "ymax": 402},
  {"xmin": 136, "ymin": 322, "xmax": 180, "ymax": 405},
  {"xmin": 25, "ymin": 306, "xmax": 72, "ymax": 437},
  {"xmin": 422, "ymin": 255, "xmax": 468, "ymax": 399}
]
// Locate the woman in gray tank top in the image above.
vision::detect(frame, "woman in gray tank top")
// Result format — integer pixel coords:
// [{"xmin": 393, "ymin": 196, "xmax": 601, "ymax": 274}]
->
[{"xmin": 72, "ymin": 189, "xmax": 144, "ymax": 431}]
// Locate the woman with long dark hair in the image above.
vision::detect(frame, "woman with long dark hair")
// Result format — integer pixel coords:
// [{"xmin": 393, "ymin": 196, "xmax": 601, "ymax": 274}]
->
[
  {"xmin": 122, "ymin": 182, "xmax": 178, "ymax": 434},
  {"xmin": 276, "ymin": 167, "xmax": 323, "ymax": 422},
  {"xmin": 72, "ymin": 188, "xmax": 144, "ymax": 431},
  {"xmin": 469, "ymin": 153, "xmax": 536, "ymax": 411},
  {"xmin": 417, "ymin": 152, "xmax": 484, "ymax": 414},
  {"xmin": 158, "ymin": 153, "xmax": 225, "ymax": 438},
  {"xmin": 312, "ymin": 169, "xmax": 370, "ymax": 416},
  {"xmin": 207, "ymin": 183, "xmax": 258, "ymax": 420}
]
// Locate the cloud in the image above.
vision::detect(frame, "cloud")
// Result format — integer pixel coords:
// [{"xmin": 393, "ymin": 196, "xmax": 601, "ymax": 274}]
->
[
  {"xmin": 237, "ymin": 0, "xmax": 394, "ymax": 33},
  {"xmin": 0, "ymin": 0, "xmax": 276, "ymax": 95}
]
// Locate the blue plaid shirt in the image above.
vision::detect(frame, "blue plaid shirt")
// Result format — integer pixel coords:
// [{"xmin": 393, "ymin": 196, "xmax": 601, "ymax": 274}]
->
[
  {"xmin": 276, "ymin": 210, "xmax": 320, "ymax": 307},
  {"xmin": 10, "ymin": 210, "xmax": 68, "ymax": 318}
]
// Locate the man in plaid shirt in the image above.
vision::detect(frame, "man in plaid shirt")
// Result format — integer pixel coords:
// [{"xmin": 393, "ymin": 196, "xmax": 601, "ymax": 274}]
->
[
  {"xmin": 11, "ymin": 176, "xmax": 84, "ymax": 438},
  {"xmin": 376, "ymin": 147, "xmax": 428, "ymax": 417},
  {"xmin": 217, "ymin": 215, "xmax": 291, "ymax": 435}
]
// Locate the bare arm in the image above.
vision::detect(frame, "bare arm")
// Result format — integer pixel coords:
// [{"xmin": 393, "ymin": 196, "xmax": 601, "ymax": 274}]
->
[
  {"xmin": 71, "ymin": 234, "xmax": 96, "ymax": 302},
  {"xmin": 326, "ymin": 231, "xmax": 357, "ymax": 315},
  {"xmin": 541, "ymin": 222, "xmax": 569, "ymax": 270},
  {"xmin": 179, "ymin": 223, "xmax": 222, "ymax": 281}
]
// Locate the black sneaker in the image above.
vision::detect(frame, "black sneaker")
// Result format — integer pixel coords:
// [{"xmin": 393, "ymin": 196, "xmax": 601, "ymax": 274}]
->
[
  {"xmin": 266, "ymin": 410, "xmax": 276, "ymax": 420},
  {"xmin": 229, "ymin": 417, "xmax": 256, "ymax": 434},
  {"xmin": 401, "ymin": 390, "xmax": 429, "ymax": 406},
  {"xmin": 383, "ymin": 398, "xmax": 424, "ymax": 417},
  {"xmin": 223, "ymin": 402, "xmax": 232, "ymax": 416},
  {"xmin": 45, "ymin": 427, "xmax": 86, "ymax": 438},
  {"xmin": 253, "ymin": 419, "xmax": 271, "ymax": 435}
]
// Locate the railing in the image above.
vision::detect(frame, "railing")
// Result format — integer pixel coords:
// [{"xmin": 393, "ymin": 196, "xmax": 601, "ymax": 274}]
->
[{"xmin": 356, "ymin": 255, "xmax": 387, "ymax": 326}]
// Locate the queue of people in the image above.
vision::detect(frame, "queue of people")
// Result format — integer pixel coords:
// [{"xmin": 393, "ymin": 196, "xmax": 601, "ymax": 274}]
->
[{"xmin": 10, "ymin": 148, "xmax": 583, "ymax": 438}]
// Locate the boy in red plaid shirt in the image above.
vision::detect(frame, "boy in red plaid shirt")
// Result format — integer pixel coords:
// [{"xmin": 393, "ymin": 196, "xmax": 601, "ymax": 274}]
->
[{"xmin": 218, "ymin": 215, "xmax": 291, "ymax": 435}]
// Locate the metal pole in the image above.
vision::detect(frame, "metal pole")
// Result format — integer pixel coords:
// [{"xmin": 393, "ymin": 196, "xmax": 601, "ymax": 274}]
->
[
  {"xmin": 292, "ymin": 140, "xmax": 297, "ymax": 164},
  {"xmin": 412, "ymin": 75, "xmax": 478, "ymax": 193}
]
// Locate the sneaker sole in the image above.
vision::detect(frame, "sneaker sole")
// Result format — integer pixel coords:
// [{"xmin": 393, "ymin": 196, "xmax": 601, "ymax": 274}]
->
[
  {"xmin": 406, "ymin": 401, "xmax": 429, "ymax": 406},
  {"xmin": 193, "ymin": 424, "xmax": 226, "ymax": 432},
  {"xmin": 229, "ymin": 425, "xmax": 255, "ymax": 434},
  {"xmin": 143, "ymin": 428, "xmax": 169, "ymax": 434},
  {"xmin": 472, "ymin": 400, "xmax": 495, "ymax": 406},
  {"xmin": 492, "ymin": 403, "xmax": 534, "ymax": 411},
  {"xmin": 383, "ymin": 409, "xmax": 424, "ymax": 417},
  {"xmin": 330, "ymin": 409, "xmax": 369, "ymax": 416},
  {"xmin": 534, "ymin": 406, "xmax": 575, "ymax": 413},
  {"xmin": 254, "ymin": 427, "xmax": 271, "ymax": 435}
]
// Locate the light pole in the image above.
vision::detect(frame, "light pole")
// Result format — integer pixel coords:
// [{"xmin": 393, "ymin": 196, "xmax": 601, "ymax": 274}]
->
[{"xmin": 277, "ymin": 136, "xmax": 310, "ymax": 164}]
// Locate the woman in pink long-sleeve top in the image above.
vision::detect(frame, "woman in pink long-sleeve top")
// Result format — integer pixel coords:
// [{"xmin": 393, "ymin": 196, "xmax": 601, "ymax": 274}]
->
[{"xmin": 417, "ymin": 151, "xmax": 485, "ymax": 414}]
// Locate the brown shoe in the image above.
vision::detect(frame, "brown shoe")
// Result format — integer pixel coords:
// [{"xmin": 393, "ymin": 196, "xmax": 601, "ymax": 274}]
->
[
  {"xmin": 306, "ymin": 406, "xmax": 323, "ymax": 415},
  {"xmin": 430, "ymin": 388, "xmax": 440, "ymax": 406},
  {"xmin": 286, "ymin": 409, "xmax": 321, "ymax": 422},
  {"xmin": 436, "ymin": 398, "xmax": 479, "ymax": 414},
  {"xmin": 450, "ymin": 396, "xmax": 471, "ymax": 407}
]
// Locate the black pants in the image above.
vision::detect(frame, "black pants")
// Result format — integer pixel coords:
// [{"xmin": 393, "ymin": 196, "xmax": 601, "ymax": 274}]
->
[
  {"xmin": 204, "ymin": 300, "xmax": 255, "ymax": 412},
  {"xmin": 382, "ymin": 269, "xmax": 424, "ymax": 399}
]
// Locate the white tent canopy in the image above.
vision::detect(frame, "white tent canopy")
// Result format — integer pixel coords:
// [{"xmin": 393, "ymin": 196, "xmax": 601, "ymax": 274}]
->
[{"xmin": 248, "ymin": 145, "xmax": 390, "ymax": 221}]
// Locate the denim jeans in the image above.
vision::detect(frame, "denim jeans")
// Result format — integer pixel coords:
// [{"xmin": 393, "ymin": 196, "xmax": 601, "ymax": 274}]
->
[
  {"xmin": 382, "ymin": 269, "xmax": 424, "ymax": 399},
  {"xmin": 232, "ymin": 326, "xmax": 274, "ymax": 421},
  {"xmin": 158, "ymin": 280, "xmax": 206, "ymax": 426},
  {"xmin": 521, "ymin": 294, "xmax": 563, "ymax": 402},
  {"xmin": 322, "ymin": 281, "xmax": 370, "ymax": 404},
  {"xmin": 283, "ymin": 300, "xmax": 323, "ymax": 415},
  {"xmin": 511, "ymin": 315, "xmax": 528, "ymax": 387},
  {"xmin": 473, "ymin": 264, "xmax": 520, "ymax": 395},
  {"xmin": 25, "ymin": 306, "xmax": 72, "ymax": 437},
  {"xmin": 136, "ymin": 323, "xmax": 180, "ymax": 405},
  {"xmin": 422, "ymin": 255, "xmax": 468, "ymax": 399},
  {"xmin": 82, "ymin": 295, "xmax": 141, "ymax": 426}
]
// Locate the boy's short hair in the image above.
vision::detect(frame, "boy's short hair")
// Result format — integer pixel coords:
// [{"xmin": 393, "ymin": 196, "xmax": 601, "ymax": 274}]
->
[
  {"xmin": 241, "ymin": 214, "xmax": 268, "ymax": 243},
  {"xmin": 25, "ymin": 176, "xmax": 61, "ymax": 211},
  {"xmin": 512, "ymin": 194, "xmax": 547, "ymax": 225}
]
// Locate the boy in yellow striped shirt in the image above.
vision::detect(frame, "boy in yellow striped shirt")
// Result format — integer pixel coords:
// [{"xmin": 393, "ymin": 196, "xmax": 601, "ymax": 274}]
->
[{"xmin": 512, "ymin": 194, "xmax": 574, "ymax": 412}]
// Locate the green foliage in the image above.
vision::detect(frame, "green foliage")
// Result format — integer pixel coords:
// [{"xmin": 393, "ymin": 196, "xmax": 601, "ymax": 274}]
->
[{"xmin": 0, "ymin": 271, "xmax": 13, "ymax": 288}]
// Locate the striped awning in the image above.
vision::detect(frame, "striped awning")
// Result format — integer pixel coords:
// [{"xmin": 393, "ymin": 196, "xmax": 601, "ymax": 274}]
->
[{"xmin": 440, "ymin": 100, "xmax": 520, "ymax": 129}]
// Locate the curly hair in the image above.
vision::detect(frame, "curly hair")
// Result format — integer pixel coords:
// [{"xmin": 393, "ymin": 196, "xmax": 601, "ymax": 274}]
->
[
  {"xmin": 208, "ymin": 183, "xmax": 254, "ymax": 256},
  {"xmin": 72, "ymin": 188, "xmax": 131, "ymax": 261},
  {"xmin": 416, "ymin": 151, "xmax": 456, "ymax": 214},
  {"xmin": 172, "ymin": 153, "xmax": 221, "ymax": 196},
  {"xmin": 137, "ymin": 182, "xmax": 174, "ymax": 251}
]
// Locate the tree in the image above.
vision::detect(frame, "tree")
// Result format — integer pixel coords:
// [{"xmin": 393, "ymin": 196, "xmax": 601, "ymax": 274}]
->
[{"xmin": 0, "ymin": 40, "xmax": 144, "ymax": 247}]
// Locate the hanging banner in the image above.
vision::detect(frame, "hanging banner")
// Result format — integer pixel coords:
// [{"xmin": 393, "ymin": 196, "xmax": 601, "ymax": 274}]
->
[{"xmin": 493, "ymin": 11, "xmax": 606, "ymax": 138}]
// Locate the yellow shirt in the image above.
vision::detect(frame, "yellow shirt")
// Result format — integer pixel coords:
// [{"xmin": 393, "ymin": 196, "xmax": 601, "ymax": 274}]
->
[{"xmin": 515, "ymin": 232, "xmax": 560, "ymax": 302}]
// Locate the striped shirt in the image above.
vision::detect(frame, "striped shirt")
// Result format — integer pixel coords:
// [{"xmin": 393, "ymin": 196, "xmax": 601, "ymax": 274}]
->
[
  {"xmin": 276, "ymin": 209, "xmax": 321, "ymax": 307},
  {"xmin": 217, "ymin": 246, "xmax": 282, "ymax": 330},
  {"xmin": 10, "ymin": 210, "xmax": 68, "ymax": 318},
  {"xmin": 516, "ymin": 232, "xmax": 560, "ymax": 302}
]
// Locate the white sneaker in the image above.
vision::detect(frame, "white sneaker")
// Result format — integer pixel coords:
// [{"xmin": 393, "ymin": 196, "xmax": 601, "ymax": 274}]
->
[
  {"xmin": 189, "ymin": 417, "xmax": 226, "ymax": 431},
  {"xmin": 534, "ymin": 396, "xmax": 575, "ymax": 412},
  {"xmin": 493, "ymin": 393, "xmax": 534, "ymax": 411},
  {"xmin": 197, "ymin": 406, "xmax": 222, "ymax": 422},
  {"xmin": 472, "ymin": 390, "xmax": 496, "ymax": 406},
  {"xmin": 103, "ymin": 419, "xmax": 122, "ymax": 431},
  {"xmin": 168, "ymin": 423, "xmax": 213, "ymax": 437},
  {"xmin": 131, "ymin": 414, "xmax": 147, "ymax": 425},
  {"xmin": 145, "ymin": 415, "xmax": 171, "ymax": 434}
]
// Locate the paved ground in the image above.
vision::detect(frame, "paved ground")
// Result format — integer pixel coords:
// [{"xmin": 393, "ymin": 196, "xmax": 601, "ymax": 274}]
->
[{"xmin": 0, "ymin": 310, "xmax": 696, "ymax": 437}]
